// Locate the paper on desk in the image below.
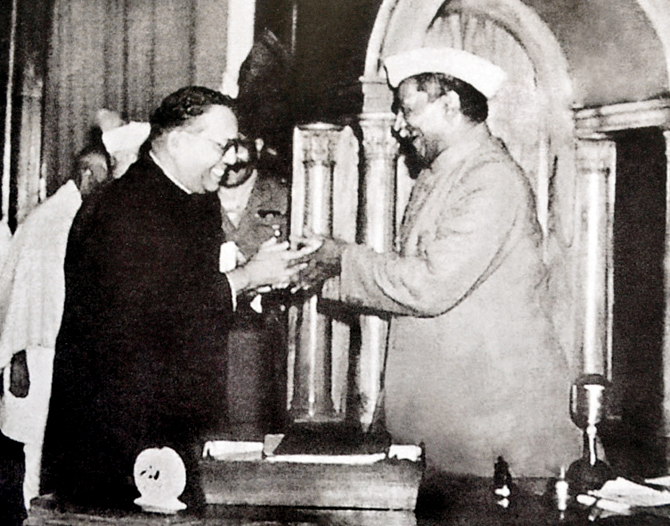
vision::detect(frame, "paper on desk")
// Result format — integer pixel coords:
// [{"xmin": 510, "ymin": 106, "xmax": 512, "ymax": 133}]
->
[
  {"xmin": 591, "ymin": 477, "xmax": 670, "ymax": 507},
  {"xmin": 265, "ymin": 453, "xmax": 387, "ymax": 464},
  {"xmin": 203, "ymin": 441, "xmax": 264, "ymax": 461},
  {"xmin": 645, "ymin": 475, "xmax": 670, "ymax": 488},
  {"xmin": 388, "ymin": 445, "xmax": 422, "ymax": 462},
  {"xmin": 576, "ymin": 494, "xmax": 631, "ymax": 517}
]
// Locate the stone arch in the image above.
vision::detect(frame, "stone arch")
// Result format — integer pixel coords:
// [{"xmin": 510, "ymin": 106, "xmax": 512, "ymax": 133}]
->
[{"xmin": 637, "ymin": 0, "xmax": 670, "ymax": 78}]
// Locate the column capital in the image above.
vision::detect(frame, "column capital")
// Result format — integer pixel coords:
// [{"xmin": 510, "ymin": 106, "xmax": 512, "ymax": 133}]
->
[
  {"xmin": 297, "ymin": 123, "xmax": 342, "ymax": 166},
  {"xmin": 359, "ymin": 113, "xmax": 398, "ymax": 161},
  {"xmin": 575, "ymin": 138, "xmax": 616, "ymax": 176}
]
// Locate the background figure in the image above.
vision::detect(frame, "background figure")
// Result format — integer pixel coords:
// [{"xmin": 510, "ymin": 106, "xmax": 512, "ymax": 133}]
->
[
  {"xmin": 217, "ymin": 136, "xmax": 289, "ymax": 439},
  {"xmin": 299, "ymin": 48, "xmax": 579, "ymax": 480},
  {"xmin": 74, "ymin": 145, "xmax": 112, "ymax": 196},
  {"xmin": 0, "ymin": 140, "xmax": 111, "ymax": 517},
  {"xmin": 101, "ymin": 120, "xmax": 151, "ymax": 179},
  {"xmin": 235, "ymin": 29, "xmax": 294, "ymax": 183}
]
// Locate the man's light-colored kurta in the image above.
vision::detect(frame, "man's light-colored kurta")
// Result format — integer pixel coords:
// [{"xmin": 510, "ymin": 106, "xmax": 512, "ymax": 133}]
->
[
  {"xmin": 0, "ymin": 181, "xmax": 82, "ymax": 507},
  {"xmin": 340, "ymin": 124, "xmax": 579, "ymax": 477}
]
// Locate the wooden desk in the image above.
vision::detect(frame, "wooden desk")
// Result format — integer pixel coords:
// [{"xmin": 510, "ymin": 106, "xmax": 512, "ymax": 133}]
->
[
  {"xmin": 25, "ymin": 477, "xmax": 670, "ymax": 526},
  {"xmin": 26, "ymin": 498, "xmax": 415, "ymax": 526}
]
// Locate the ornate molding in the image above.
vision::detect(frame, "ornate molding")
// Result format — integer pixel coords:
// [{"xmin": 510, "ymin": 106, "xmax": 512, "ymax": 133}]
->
[
  {"xmin": 574, "ymin": 98, "xmax": 670, "ymax": 137},
  {"xmin": 297, "ymin": 123, "xmax": 342, "ymax": 167},
  {"xmin": 575, "ymin": 138, "xmax": 617, "ymax": 176}
]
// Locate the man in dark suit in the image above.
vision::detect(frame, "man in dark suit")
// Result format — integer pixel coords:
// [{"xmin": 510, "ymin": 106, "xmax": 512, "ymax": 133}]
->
[{"xmin": 41, "ymin": 86, "xmax": 307, "ymax": 510}]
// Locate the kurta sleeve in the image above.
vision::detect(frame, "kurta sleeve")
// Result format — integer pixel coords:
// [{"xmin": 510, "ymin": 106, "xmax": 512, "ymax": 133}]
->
[{"xmin": 340, "ymin": 161, "xmax": 527, "ymax": 317}]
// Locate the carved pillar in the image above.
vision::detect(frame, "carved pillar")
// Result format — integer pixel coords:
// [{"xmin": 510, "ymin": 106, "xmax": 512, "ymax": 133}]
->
[
  {"xmin": 328, "ymin": 127, "xmax": 359, "ymax": 414},
  {"xmin": 288, "ymin": 123, "xmax": 342, "ymax": 421},
  {"xmin": 575, "ymin": 138, "xmax": 616, "ymax": 376},
  {"xmin": 357, "ymin": 113, "xmax": 397, "ymax": 430}
]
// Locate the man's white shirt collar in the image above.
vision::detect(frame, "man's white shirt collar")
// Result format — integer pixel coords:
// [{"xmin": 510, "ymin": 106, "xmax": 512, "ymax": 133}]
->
[{"xmin": 149, "ymin": 151, "xmax": 192, "ymax": 194}]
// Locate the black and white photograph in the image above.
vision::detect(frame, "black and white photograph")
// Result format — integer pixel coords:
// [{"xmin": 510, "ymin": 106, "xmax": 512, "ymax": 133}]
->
[{"xmin": 1, "ymin": 1, "xmax": 670, "ymax": 525}]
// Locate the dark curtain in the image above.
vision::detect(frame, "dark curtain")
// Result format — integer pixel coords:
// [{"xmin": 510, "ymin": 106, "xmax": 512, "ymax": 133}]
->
[{"xmin": 42, "ymin": 0, "xmax": 204, "ymax": 193}]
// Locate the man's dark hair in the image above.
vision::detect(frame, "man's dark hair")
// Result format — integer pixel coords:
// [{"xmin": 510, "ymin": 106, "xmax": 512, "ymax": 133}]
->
[
  {"xmin": 412, "ymin": 72, "xmax": 488, "ymax": 123},
  {"xmin": 149, "ymin": 86, "xmax": 236, "ymax": 141}
]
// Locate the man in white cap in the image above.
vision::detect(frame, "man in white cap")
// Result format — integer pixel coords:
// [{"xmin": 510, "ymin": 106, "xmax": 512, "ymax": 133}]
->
[
  {"xmin": 101, "ymin": 120, "xmax": 151, "ymax": 179},
  {"xmin": 297, "ymin": 48, "xmax": 578, "ymax": 480}
]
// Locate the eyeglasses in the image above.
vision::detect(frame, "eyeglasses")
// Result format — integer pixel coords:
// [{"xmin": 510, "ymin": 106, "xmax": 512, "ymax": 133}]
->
[{"xmin": 184, "ymin": 130, "xmax": 240, "ymax": 160}]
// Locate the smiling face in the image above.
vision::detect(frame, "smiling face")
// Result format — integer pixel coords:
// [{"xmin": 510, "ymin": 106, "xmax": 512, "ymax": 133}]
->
[
  {"xmin": 222, "ymin": 137, "xmax": 261, "ymax": 188},
  {"xmin": 392, "ymin": 78, "xmax": 451, "ymax": 168},
  {"xmin": 169, "ymin": 105, "xmax": 239, "ymax": 193}
]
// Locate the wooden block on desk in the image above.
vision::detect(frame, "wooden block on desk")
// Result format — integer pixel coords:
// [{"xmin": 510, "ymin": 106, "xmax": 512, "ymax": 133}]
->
[{"xmin": 200, "ymin": 458, "xmax": 423, "ymax": 510}]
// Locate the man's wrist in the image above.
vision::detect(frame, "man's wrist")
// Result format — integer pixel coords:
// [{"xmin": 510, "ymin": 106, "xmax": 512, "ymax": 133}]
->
[{"xmin": 226, "ymin": 266, "xmax": 251, "ymax": 294}]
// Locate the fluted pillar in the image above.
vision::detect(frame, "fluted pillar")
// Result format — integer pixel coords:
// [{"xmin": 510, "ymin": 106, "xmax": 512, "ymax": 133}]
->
[
  {"xmin": 574, "ymin": 138, "xmax": 616, "ymax": 377},
  {"xmin": 357, "ymin": 113, "xmax": 397, "ymax": 430},
  {"xmin": 288, "ymin": 123, "xmax": 342, "ymax": 422}
]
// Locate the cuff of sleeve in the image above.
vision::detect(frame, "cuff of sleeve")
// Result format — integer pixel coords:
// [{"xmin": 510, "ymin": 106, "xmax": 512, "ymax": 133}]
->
[{"xmin": 225, "ymin": 273, "xmax": 238, "ymax": 312}]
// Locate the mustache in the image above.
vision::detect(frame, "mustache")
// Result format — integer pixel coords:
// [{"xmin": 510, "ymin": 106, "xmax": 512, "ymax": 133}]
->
[
  {"xmin": 394, "ymin": 132, "xmax": 420, "ymax": 156},
  {"xmin": 224, "ymin": 162, "xmax": 253, "ymax": 174},
  {"xmin": 392, "ymin": 127, "xmax": 419, "ymax": 147}
]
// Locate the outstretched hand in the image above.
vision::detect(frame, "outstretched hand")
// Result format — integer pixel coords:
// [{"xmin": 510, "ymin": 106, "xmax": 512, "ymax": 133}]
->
[
  {"xmin": 291, "ymin": 235, "xmax": 348, "ymax": 293},
  {"xmin": 229, "ymin": 237, "xmax": 318, "ymax": 293}
]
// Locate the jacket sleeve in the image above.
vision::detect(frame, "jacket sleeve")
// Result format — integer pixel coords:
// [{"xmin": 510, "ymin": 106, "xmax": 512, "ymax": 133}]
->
[{"xmin": 339, "ymin": 161, "xmax": 528, "ymax": 317}]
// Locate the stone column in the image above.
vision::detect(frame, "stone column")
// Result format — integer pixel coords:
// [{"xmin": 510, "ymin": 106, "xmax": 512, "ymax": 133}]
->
[
  {"xmin": 357, "ymin": 113, "xmax": 397, "ymax": 430},
  {"xmin": 574, "ymin": 138, "xmax": 617, "ymax": 376},
  {"xmin": 288, "ymin": 123, "xmax": 342, "ymax": 422}
]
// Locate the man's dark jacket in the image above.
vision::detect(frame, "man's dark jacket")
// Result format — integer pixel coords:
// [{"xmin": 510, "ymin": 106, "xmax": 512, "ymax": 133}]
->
[{"xmin": 41, "ymin": 155, "xmax": 233, "ymax": 508}]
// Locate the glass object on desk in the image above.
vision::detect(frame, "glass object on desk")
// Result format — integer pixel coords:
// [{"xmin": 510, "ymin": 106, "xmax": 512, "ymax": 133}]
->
[{"xmin": 566, "ymin": 374, "xmax": 614, "ymax": 494}]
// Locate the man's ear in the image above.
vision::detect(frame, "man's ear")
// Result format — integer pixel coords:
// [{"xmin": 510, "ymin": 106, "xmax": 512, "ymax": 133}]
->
[{"xmin": 442, "ymin": 90, "xmax": 461, "ymax": 115}]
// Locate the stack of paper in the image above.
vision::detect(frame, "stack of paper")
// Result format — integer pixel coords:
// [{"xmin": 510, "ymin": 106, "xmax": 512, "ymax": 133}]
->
[
  {"xmin": 577, "ymin": 476, "xmax": 670, "ymax": 518},
  {"xmin": 202, "ymin": 436, "xmax": 423, "ymax": 465},
  {"xmin": 645, "ymin": 475, "xmax": 670, "ymax": 489}
]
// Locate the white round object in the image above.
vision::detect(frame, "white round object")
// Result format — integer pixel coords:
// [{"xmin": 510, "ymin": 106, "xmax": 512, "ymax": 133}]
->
[{"xmin": 133, "ymin": 447, "xmax": 187, "ymax": 514}]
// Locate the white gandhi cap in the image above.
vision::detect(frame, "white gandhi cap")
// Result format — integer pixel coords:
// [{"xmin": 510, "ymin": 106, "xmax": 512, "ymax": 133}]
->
[
  {"xmin": 102, "ymin": 121, "xmax": 151, "ymax": 155},
  {"xmin": 383, "ymin": 47, "xmax": 507, "ymax": 99}
]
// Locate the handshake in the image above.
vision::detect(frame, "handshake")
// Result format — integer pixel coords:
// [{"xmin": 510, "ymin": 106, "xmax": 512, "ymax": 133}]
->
[{"xmin": 226, "ymin": 235, "xmax": 348, "ymax": 295}]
